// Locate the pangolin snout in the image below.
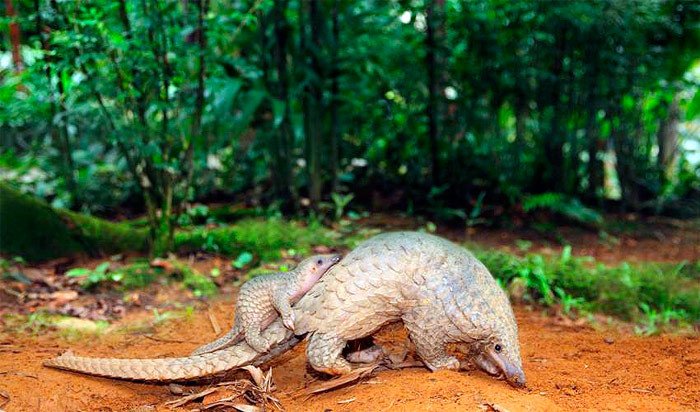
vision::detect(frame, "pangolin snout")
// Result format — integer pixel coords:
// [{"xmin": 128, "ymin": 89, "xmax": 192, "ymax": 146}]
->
[
  {"xmin": 505, "ymin": 366, "xmax": 526, "ymax": 388},
  {"xmin": 484, "ymin": 346, "xmax": 527, "ymax": 388}
]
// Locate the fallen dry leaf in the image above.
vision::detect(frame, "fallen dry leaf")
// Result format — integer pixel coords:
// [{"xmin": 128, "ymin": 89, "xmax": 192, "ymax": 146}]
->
[
  {"xmin": 232, "ymin": 405, "xmax": 262, "ymax": 412},
  {"xmin": 164, "ymin": 387, "xmax": 218, "ymax": 408},
  {"xmin": 307, "ymin": 364, "xmax": 380, "ymax": 395},
  {"xmin": 241, "ymin": 365, "xmax": 266, "ymax": 387},
  {"xmin": 150, "ymin": 258, "xmax": 174, "ymax": 272},
  {"xmin": 480, "ymin": 402, "xmax": 511, "ymax": 412},
  {"xmin": 168, "ymin": 383, "xmax": 185, "ymax": 395},
  {"xmin": 0, "ymin": 389, "xmax": 9, "ymax": 408},
  {"xmin": 50, "ymin": 290, "xmax": 79, "ymax": 304},
  {"xmin": 167, "ymin": 368, "xmax": 282, "ymax": 411},
  {"xmin": 202, "ymin": 386, "xmax": 247, "ymax": 406}
]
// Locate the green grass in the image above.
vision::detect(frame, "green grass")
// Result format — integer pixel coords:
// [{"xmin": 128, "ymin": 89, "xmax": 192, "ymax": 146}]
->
[
  {"xmin": 473, "ymin": 245, "xmax": 700, "ymax": 328},
  {"xmin": 2, "ymin": 311, "xmax": 110, "ymax": 341},
  {"xmin": 174, "ymin": 217, "xmax": 334, "ymax": 260},
  {"xmin": 66, "ymin": 259, "xmax": 217, "ymax": 297}
]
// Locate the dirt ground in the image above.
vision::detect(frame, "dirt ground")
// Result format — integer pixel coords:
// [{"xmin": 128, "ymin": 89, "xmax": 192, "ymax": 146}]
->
[
  {"xmin": 0, "ymin": 217, "xmax": 698, "ymax": 411},
  {"xmin": 1, "ymin": 301, "xmax": 698, "ymax": 412}
]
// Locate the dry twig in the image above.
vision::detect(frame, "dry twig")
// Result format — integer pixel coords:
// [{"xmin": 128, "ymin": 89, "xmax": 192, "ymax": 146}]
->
[
  {"xmin": 164, "ymin": 365, "xmax": 283, "ymax": 411},
  {"xmin": 164, "ymin": 387, "xmax": 218, "ymax": 408},
  {"xmin": 0, "ymin": 389, "xmax": 10, "ymax": 409},
  {"xmin": 207, "ymin": 309, "xmax": 221, "ymax": 335},
  {"xmin": 306, "ymin": 364, "xmax": 381, "ymax": 395},
  {"xmin": 143, "ymin": 335, "xmax": 190, "ymax": 344}
]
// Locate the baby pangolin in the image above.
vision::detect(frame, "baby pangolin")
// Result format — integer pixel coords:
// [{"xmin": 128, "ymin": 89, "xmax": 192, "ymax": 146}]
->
[{"xmin": 191, "ymin": 253, "xmax": 341, "ymax": 355}]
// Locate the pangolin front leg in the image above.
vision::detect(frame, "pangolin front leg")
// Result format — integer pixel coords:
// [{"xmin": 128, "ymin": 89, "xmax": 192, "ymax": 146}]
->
[
  {"xmin": 272, "ymin": 288, "xmax": 296, "ymax": 331},
  {"xmin": 403, "ymin": 307, "xmax": 460, "ymax": 371}
]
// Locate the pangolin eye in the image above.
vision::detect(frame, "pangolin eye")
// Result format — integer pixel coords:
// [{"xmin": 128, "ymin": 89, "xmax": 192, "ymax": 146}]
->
[
  {"xmin": 494, "ymin": 344, "xmax": 502, "ymax": 352},
  {"xmin": 317, "ymin": 259, "xmax": 323, "ymax": 265}
]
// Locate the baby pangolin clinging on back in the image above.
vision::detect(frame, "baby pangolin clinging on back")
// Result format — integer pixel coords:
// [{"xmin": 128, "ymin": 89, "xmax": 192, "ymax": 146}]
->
[{"xmin": 191, "ymin": 254, "xmax": 341, "ymax": 355}]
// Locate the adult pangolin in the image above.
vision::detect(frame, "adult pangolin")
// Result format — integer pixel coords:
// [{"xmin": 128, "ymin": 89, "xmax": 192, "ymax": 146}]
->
[{"xmin": 45, "ymin": 232, "xmax": 526, "ymax": 387}]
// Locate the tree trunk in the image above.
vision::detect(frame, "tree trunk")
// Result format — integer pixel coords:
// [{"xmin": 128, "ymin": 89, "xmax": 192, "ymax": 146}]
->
[
  {"xmin": 302, "ymin": 0, "xmax": 324, "ymax": 209},
  {"xmin": 612, "ymin": 111, "xmax": 640, "ymax": 211},
  {"xmin": 45, "ymin": 0, "xmax": 80, "ymax": 208},
  {"xmin": 425, "ymin": 0, "xmax": 444, "ymax": 186},
  {"xmin": 329, "ymin": 0, "xmax": 341, "ymax": 193},
  {"xmin": 4, "ymin": 0, "xmax": 23, "ymax": 72},
  {"xmin": 184, "ymin": 0, "xmax": 209, "ymax": 207},
  {"xmin": 583, "ymin": 45, "xmax": 604, "ymax": 205},
  {"xmin": 514, "ymin": 96, "xmax": 528, "ymax": 174},
  {"xmin": 539, "ymin": 22, "xmax": 566, "ymax": 193},
  {"xmin": 271, "ymin": 0, "xmax": 295, "ymax": 209},
  {"xmin": 585, "ymin": 109, "xmax": 604, "ymax": 204},
  {"xmin": 657, "ymin": 91, "xmax": 681, "ymax": 183}
]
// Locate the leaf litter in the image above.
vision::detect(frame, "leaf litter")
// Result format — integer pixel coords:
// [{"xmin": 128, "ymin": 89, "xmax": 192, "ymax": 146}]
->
[{"xmin": 164, "ymin": 365, "xmax": 283, "ymax": 411}]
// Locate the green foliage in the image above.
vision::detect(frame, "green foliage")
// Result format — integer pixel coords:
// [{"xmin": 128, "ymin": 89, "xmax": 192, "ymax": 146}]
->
[
  {"xmin": 175, "ymin": 218, "xmax": 332, "ymax": 260},
  {"xmin": 166, "ymin": 260, "xmax": 218, "ymax": 298},
  {"xmin": 65, "ymin": 259, "xmax": 216, "ymax": 296},
  {"xmin": 330, "ymin": 193, "xmax": 355, "ymax": 221},
  {"xmin": 474, "ymin": 246, "xmax": 700, "ymax": 324},
  {"xmin": 66, "ymin": 261, "xmax": 161, "ymax": 290},
  {"xmin": 523, "ymin": 193, "xmax": 604, "ymax": 226},
  {"xmin": 232, "ymin": 252, "xmax": 255, "ymax": 269},
  {"xmin": 66, "ymin": 262, "xmax": 114, "ymax": 289},
  {"xmin": 635, "ymin": 303, "xmax": 687, "ymax": 336},
  {"xmin": 1, "ymin": 0, "xmax": 698, "ymax": 227},
  {"xmin": 151, "ymin": 309, "xmax": 179, "ymax": 325},
  {"xmin": 686, "ymin": 88, "xmax": 700, "ymax": 120},
  {"xmin": 176, "ymin": 205, "xmax": 212, "ymax": 227}
]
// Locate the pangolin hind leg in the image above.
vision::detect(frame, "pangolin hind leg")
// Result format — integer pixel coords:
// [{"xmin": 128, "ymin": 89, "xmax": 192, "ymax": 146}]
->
[
  {"xmin": 244, "ymin": 323, "xmax": 274, "ymax": 353},
  {"xmin": 306, "ymin": 332, "xmax": 352, "ymax": 375},
  {"xmin": 346, "ymin": 345, "xmax": 385, "ymax": 363}
]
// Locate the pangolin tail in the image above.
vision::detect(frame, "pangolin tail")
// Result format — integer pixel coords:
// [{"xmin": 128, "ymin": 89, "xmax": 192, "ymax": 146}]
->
[
  {"xmin": 190, "ymin": 324, "xmax": 242, "ymax": 356},
  {"xmin": 44, "ymin": 320, "xmax": 299, "ymax": 382},
  {"xmin": 43, "ymin": 346, "xmax": 255, "ymax": 381}
]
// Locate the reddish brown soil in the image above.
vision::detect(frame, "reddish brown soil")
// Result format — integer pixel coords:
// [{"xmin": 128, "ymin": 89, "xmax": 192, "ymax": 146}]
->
[{"xmin": 1, "ymin": 302, "xmax": 698, "ymax": 412}]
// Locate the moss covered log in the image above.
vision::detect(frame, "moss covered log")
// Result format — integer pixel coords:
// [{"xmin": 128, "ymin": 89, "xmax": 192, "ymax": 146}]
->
[{"xmin": 0, "ymin": 184, "xmax": 148, "ymax": 262}]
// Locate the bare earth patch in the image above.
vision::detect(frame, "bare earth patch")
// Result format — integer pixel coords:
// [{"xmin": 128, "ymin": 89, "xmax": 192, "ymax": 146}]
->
[{"xmin": 0, "ymin": 303, "xmax": 698, "ymax": 411}]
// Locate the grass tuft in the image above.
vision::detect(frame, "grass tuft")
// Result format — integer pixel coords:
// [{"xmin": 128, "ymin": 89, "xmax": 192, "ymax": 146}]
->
[
  {"xmin": 174, "ymin": 218, "xmax": 333, "ymax": 260},
  {"xmin": 473, "ymin": 245, "xmax": 700, "ymax": 327}
]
